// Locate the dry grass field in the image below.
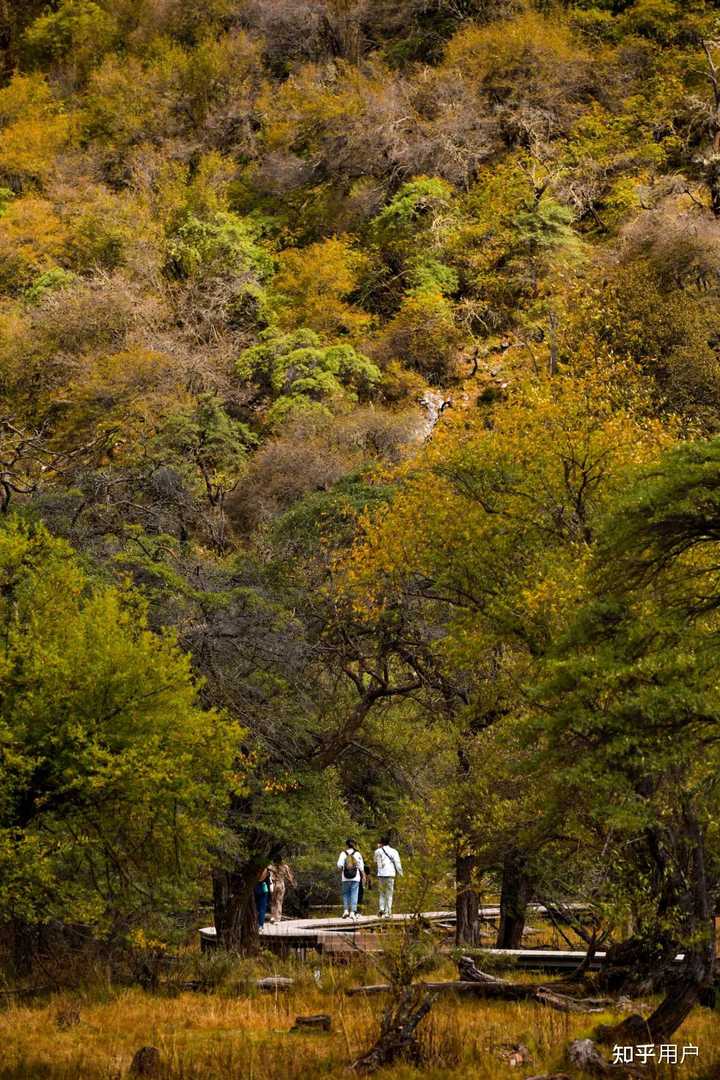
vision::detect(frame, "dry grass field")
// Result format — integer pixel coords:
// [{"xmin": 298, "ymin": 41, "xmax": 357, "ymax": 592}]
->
[{"xmin": 1, "ymin": 954, "xmax": 719, "ymax": 1080}]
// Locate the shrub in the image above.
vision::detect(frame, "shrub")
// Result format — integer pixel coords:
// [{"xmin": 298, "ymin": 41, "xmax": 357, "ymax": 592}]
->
[
  {"xmin": 0, "ymin": 196, "xmax": 68, "ymax": 293},
  {"xmin": 237, "ymin": 328, "xmax": 381, "ymax": 426},
  {"xmin": 22, "ymin": 0, "xmax": 120, "ymax": 82},
  {"xmin": 0, "ymin": 75, "xmax": 71, "ymax": 191},
  {"xmin": 272, "ymin": 236, "xmax": 373, "ymax": 339},
  {"xmin": 373, "ymin": 291, "xmax": 463, "ymax": 384}
]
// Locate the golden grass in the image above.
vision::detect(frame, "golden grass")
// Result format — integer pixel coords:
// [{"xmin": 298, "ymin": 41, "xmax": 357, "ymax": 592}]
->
[{"xmin": 1, "ymin": 952, "xmax": 719, "ymax": 1080}]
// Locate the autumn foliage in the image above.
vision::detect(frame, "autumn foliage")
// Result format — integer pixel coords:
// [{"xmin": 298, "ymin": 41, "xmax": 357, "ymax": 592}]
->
[{"xmin": 2, "ymin": 1, "xmax": 720, "ymax": 1072}]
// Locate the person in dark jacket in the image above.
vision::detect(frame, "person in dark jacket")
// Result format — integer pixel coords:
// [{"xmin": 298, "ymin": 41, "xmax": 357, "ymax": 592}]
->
[{"xmin": 254, "ymin": 866, "xmax": 272, "ymax": 931}]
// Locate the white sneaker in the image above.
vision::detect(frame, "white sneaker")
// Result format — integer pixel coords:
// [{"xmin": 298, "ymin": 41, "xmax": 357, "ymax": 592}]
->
[
  {"xmin": 351, "ymin": 912, "xmax": 358, "ymax": 921},
  {"xmin": 342, "ymin": 910, "xmax": 349, "ymax": 918}
]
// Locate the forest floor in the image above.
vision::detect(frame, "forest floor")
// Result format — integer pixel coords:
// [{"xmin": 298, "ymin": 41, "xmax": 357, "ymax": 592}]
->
[{"xmin": 1, "ymin": 954, "xmax": 719, "ymax": 1080}]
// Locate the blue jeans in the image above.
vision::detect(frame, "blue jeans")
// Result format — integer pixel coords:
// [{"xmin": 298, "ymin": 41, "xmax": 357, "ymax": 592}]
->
[
  {"xmin": 342, "ymin": 879, "xmax": 360, "ymax": 913},
  {"xmin": 255, "ymin": 884, "xmax": 269, "ymax": 928}
]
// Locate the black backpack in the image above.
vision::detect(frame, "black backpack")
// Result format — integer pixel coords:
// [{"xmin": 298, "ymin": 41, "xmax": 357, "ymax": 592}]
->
[{"xmin": 342, "ymin": 849, "xmax": 359, "ymax": 879}]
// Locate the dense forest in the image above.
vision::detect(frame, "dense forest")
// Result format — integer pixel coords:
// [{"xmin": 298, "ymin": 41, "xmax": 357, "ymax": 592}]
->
[{"xmin": 2, "ymin": 0, "xmax": 720, "ymax": 1076}]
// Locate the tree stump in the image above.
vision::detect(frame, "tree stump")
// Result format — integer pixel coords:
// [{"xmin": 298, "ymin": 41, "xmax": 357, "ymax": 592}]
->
[
  {"xmin": 290, "ymin": 1014, "xmax": 332, "ymax": 1033},
  {"xmin": 55, "ymin": 1005, "xmax": 80, "ymax": 1029},
  {"xmin": 567, "ymin": 1038, "xmax": 612, "ymax": 1074},
  {"xmin": 351, "ymin": 985, "xmax": 436, "ymax": 1073},
  {"xmin": 458, "ymin": 955, "xmax": 501, "ymax": 983},
  {"xmin": 566, "ymin": 1038, "xmax": 646, "ymax": 1077},
  {"xmin": 129, "ymin": 1046, "xmax": 162, "ymax": 1076},
  {"xmin": 497, "ymin": 1042, "xmax": 531, "ymax": 1068}
]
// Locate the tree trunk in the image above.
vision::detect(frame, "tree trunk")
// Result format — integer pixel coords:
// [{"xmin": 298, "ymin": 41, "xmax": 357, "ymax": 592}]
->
[
  {"xmin": 704, "ymin": 154, "xmax": 720, "ymax": 217},
  {"xmin": 496, "ymin": 852, "xmax": 531, "ymax": 949},
  {"xmin": 598, "ymin": 933, "xmax": 678, "ymax": 994},
  {"xmin": 12, "ymin": 919, "xmax": 40, "ymax": 978},
  {"xmin": 212, "ymin": 863, "xmax": 260, "ymax": 953},
  {"xmin": 600, "ymin": 927, "xmax": 716, "ymax": 1046},
  {"xmin": 455, "ymin": 852, "xmax": 481, "ymax": 946},
  {"xmin": 598, "ymin": 809, "xmax": 716, "ymax": 1046},
  {"xmin": 351, "ymin": 984, "xmax": 436, "ymax": 1073}
]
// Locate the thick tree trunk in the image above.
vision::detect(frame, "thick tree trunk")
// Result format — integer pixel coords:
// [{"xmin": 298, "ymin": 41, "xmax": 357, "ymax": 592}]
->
[
  {"xmin": 12, "ymin": 919, "xmax": 39, "ymax": 978},
  {"xmin": 598, "ymin": 810, "xmax": 716, "ymax": 1046},
  {"xmin": 643, "ymin": 969, "xmax": 711, "ymax": 1041},
  {"xmin": 598, "ymin": 933, "xmax": 678, "ymax": 994},
  {"xmin": 600, "ymin": 929, "xmax": 716, "ymax": 1046},
  {"xmin": 212, "ymin": 863, "xmax": 261, "ymax": 953},
  {"xmin": 496, "ymin": 852, "xmax": 531, "ymax": 949},
  {"xmin": 455, "ymin": 852, "xmax": 481, "ymax": 946}
]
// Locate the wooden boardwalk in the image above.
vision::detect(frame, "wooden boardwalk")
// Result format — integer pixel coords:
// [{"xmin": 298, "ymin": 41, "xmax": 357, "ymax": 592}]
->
[
  {"xmin": 199, "ymin": 905, "xmax": 587, "ymax": 963},
  {"xmin": 200, "ymin": 910, "xmax": 456, "ymax": 957}
]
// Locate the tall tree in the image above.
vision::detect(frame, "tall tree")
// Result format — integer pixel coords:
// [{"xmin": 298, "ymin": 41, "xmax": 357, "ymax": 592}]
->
[
  {"xmin": 0, "ymin": 517, "xmax": 240, "ymax": 965},
  {"xmin": 536, "ymin": 439, "xmax": 720, "ymax": 1041},
  {"xmin": 343, "ymin": 360, "xmax": 673, "ymax": 943}
]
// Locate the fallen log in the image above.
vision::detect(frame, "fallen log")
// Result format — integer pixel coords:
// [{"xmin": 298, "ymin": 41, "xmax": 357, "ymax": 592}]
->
[
  {"xmin": 535, "ymin": 988, "xmax": 614, "ymax": 1013},
  {"xmin": 348, "ymin": 980, "xmax": 611, "ymax": 1011},
  {"xmin": 348, "ymin": 962, "xmax": 614, "ymax": 1014},
  {"xmin": 0, "ymin": 986, "xmax": 52, "ymax": 999},
  {"xmin": 459, "ymin": 955, "xmax": 614, "ymax": 1013},
  {"xmin": 256, "ymin": 976, "xmax": 294, "ymax": 991},
  {"xmin": 290, "ymin": 1014, "xmax": 331, "ymax": 1033}
]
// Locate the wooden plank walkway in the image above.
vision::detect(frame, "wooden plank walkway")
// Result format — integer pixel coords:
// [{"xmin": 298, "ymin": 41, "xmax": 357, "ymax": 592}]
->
[{"xmin": 198, "ymin": 904, "xmax": 584, "ymax": 961}]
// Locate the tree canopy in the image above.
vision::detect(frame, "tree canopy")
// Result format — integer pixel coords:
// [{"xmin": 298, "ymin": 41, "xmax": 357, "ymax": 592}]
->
[
  {"xmin": 0, "ymin": 518, "xmax": 240, "ymax": 934},
  {"xmin": 2, "ymin": 0, "xmax": 720, "ymax": 1050}
]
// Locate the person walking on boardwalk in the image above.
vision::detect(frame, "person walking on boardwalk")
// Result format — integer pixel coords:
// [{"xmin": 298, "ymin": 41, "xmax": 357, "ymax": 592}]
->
[
  {"xmin": 269, "ymin": 858, "xmax": 296, "ymax": 923},
  {"xmin": 254, "ymin": 865, "xmax": 272, "ymax": 932},
  {"xmin": 374, "ymin": 836, "xmax": 402, "ymax": 917},
  {"xmin": 337, "ymin": 838, "xmax": 365, "ymax": 920}
]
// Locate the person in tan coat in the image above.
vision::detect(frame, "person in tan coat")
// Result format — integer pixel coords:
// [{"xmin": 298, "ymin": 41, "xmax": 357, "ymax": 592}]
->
[{"xmin": 269, "ymin": 859, "xmax": 297, "ymax": 923}]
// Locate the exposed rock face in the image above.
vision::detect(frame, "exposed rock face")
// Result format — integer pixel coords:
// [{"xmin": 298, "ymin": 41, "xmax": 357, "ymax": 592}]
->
[{"xmin": 418, "ymin": 391, "xmax": 451, "ymax": 439}]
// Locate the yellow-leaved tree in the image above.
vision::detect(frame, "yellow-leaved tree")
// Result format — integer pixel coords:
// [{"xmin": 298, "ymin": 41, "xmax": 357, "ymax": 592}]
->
[
  {"xmin": 0, "ymin": 74, "xmax": 72, "ymax": 191},
  {"xmin": 272, "ymin": 235, "xmax": 373, "ymax": 340},
  {"xmin": 341, "ymin": 356, "xmax": 677, "ymax": 944}
]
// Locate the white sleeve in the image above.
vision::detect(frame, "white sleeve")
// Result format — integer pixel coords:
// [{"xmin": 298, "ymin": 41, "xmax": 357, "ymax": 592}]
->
[
  {"xmin": 337, "ymin": 851, "xmax": 346, "ymax": 870},
  {"xmin": 394, "ymin": 849, "xmax": 403, "ymax": 875},
  {"xmin": 357, "ymin": 852, "xmax": 365, "ymax": 873}
]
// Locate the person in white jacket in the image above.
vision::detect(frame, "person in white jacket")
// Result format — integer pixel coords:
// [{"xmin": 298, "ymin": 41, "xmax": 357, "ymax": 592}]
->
[
  {"xmin": 336, "ymin": 838, "xmax": 365, "ymax": 920},
  {"xmin": 374, "ymin": 835, "xmax": 403, "ymax": 917}
]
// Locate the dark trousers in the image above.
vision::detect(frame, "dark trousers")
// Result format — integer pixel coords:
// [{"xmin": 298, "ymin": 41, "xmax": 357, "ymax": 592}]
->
[{"xmin": 255, "ymin": 884, "xmax": 269, "ymax": 928}]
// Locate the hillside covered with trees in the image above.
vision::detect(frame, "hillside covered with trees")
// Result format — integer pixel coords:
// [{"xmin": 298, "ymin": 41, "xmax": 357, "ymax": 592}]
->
[{"xmin": 2, "ymin": 1, "xmax": 720, "ymax": 1076}]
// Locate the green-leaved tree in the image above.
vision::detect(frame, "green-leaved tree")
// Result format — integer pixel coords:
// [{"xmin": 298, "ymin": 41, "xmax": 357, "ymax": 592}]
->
[{"xmin": 0, "ymin": 518, "xmax": 240, "ymax": 952}]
